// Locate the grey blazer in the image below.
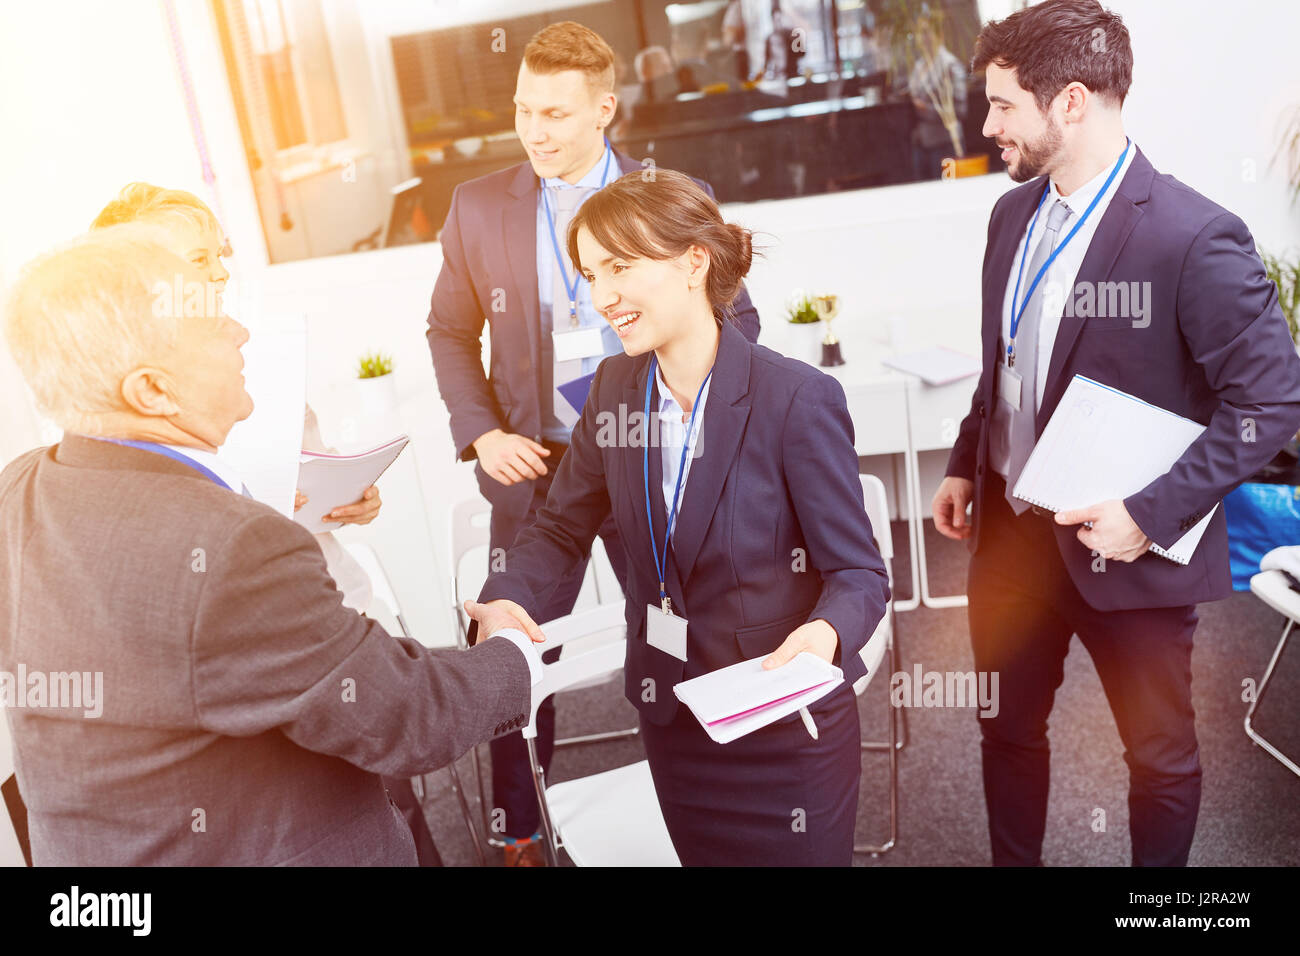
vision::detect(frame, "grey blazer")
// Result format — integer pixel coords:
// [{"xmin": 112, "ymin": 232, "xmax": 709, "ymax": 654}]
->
[{"xmin": 0, "ymin": 435, "xmax": 530, "ymax": 865}]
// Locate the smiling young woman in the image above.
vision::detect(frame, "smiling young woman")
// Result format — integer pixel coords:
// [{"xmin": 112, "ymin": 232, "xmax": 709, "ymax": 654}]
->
[{"xmin": 465, "ymin": 169, "xmax": 890, "ymax": 866}]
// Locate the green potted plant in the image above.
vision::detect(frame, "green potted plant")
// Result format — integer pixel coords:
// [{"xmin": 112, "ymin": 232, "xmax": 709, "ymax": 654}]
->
[
  {"xmin": 785, "ymin": 290, "xmax": 824, "ymax": 365},
  {"xmin": 355, "ymin": 350, "xmax": 400, "ymax": 437},
  {"xmin": 1262, "ymin": 250, "xmax": 1300, "ymax": 348}
]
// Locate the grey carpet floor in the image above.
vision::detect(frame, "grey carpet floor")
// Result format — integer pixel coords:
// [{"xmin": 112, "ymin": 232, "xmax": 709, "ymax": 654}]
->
[{"xmin": 417, "ymin": 520, "xmax": 1300, "ymax": 866}]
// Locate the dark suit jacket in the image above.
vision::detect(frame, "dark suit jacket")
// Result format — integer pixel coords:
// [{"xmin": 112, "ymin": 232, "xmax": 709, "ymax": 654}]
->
[
  {"xmin": 475, "ymin": 320, "xmax": 890, "ymax": 724},
  {"xmin": 426, "ymin": 149, "xmax": 762, "ymax": 527},
  {"xmin": 947, "ymin": 147, "xmax": 1300, "ymax": 610},
  {"xmin": 0, "ymin": 435, "xmax": 531, "ymax": 865}
]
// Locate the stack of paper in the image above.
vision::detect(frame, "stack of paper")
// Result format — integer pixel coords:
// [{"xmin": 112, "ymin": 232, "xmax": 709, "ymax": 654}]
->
[
  {"xmin": 294, "ymin": 435, "xmax": 409, "ymax": 533},
  {"xmin": 1011, "ymin": 375, "xmax": 1218, "ymax": 565},
  {"xmin": 674, "ymin": 653, "xmax": 843, "ymax": 744}
]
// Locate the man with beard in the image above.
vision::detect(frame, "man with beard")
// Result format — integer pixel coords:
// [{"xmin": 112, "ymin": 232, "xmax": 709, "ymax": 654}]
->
[{"xmin": 931, "ymin": 0, "xmax": 1300, "ymax": 866}]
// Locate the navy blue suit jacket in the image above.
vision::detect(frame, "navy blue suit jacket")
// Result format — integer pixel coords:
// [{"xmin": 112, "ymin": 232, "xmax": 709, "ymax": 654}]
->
[
  {"xmin": 476, "ymin": 320, "xmax": 890, "ymax": 724},
  {"xmin": 947, "ymin": 147, "xmax": 1300, "ymax": 610},
  {"xmin": 426, "ymin": 150, "xmax": 762, "ymax": 525}
]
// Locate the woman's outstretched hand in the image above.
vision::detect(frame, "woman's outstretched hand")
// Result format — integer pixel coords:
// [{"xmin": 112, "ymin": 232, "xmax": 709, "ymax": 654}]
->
[
  {"xmin": 762, "ymin": 619, "xmax": 838, "ymax": 669},
  {"xmin": 462, "ymin": 599, "xmax": 547, "ymax": 645}
]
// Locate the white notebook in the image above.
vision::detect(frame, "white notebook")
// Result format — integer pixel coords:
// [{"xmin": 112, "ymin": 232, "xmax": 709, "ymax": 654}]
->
[
  {"xmin": 673, "ymin": 653, "xmax": 843, "ymax": 744},
  {"xmin": 1011, "ymin": 375, "xmax": 1217, "ymax": 565},
  {"xmin": 293, "ymin": 435, "xmax": 409, "ymax": 534}
]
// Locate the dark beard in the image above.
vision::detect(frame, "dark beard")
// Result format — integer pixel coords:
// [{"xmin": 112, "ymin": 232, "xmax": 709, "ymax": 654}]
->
[{"xmin": 1007, "ymin": 116, "xmax": 1064, "ymax": 182}]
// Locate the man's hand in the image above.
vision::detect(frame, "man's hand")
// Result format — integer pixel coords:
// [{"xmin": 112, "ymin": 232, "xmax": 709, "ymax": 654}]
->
[
  {"xmin": 1055, "ymin": 499, "xmax": 1152, "ymax": 563},
  {"xmin": 463, "ymin": 599, "xmax": 547, "ymax": 645},
  {"xmin": 762, "ymin": 619, "xmax": 838, "ymax": 669},
  {"xmin": 933, "ymin": 476, "xmax": 975, "ymax": 540},
  {"xmin": 472, "ymin": 428, "xmax": 551, "ymax": 486},
  {"xmin": 294, "ymin": 489, "xmax": 307, "ymax": 512},
  {"xmin": 327, "ymin": 485, "xmax": 381, "ymax": 526}
]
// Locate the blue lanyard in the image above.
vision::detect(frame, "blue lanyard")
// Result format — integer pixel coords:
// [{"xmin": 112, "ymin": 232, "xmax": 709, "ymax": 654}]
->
[
  {"xmin": 541, "ymin": 138, "xmax": 615, "ymax": 327},
  {"xmin": 643, "ymin": 355, "xmax": 712, "ymax": 615},
  {"xmin": 90, "ymin": 437, "xmax": 234, "ymax": 492},
  {"xmin": 1007, "ymin": 138, "xmax": 1131, "ymax": 364}
]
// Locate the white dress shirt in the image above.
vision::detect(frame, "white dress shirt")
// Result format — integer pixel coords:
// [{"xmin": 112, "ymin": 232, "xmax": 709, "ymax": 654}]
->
[
  {"xmin": 656, "ymin": 360, "xmax": 711, "ymax": 538},
  {"xmin": 1000, "ymin": 141, "xmax": 1137, "ymax": 410},
  {"xmin": 160, "ymin": 443, "xmax": 248, "ymax": 496}
]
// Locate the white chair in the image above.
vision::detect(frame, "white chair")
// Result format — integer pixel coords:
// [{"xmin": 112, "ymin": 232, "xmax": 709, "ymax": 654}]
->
[
  {"xmin": 341, "ymin": 540, "xmax": 486, "ymax": 865},
  {"xmin": 853, "ymin": 474, "xmax": 903, "ymax": 856},
  {"xmin": 447, "ymin": 496, "xmax": 636, "ymax": 855},
  {"xmin": 522, "ymin": 603, "xmax": 679, "ymax": 867},
  {"xmin": 0, "ymin": 712, "xmax": 28, "ymax": 866},
  {"xmin": 1246, "ymin": 569, "xmax": 1300, "ymax": 776}
]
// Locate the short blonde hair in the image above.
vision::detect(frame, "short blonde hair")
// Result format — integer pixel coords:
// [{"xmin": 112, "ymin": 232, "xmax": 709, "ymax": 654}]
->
[
  {"xmin": 4, "ymin": 224, "xmax": 188, "ymax": 434},
  {"xmin": 523, "ymin": 21, "xmax": 616, "ymax": 94},
  {"xmin": 91, "ymin": 182, "xmax": 220, "ymax": 240}
]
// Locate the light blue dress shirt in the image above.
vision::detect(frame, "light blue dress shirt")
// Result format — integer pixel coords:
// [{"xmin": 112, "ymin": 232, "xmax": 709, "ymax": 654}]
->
[
  {"xmin": 536, "ymin": 143, "xmax": 624, "ymax": 441},
  {"xmin": 655, "ymin": 361, "xmax": 711, "ymax": 539}
]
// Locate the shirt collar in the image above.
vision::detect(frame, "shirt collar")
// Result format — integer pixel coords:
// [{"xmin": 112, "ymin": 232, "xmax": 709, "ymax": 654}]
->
[
  {"xmin": 1049, "ymin": 139, "xmax": 1134, "ymax": 216},
  {"xmin": 159, "ymin": 443, "xmax": 246, "ymax": 494},
  {"xmin": 542, "ymin": 142, "xmax": 614, "ymax": 192},
  {"xmin": 655, "ymin": 361, "xmax": 711, "ymax": 423}
]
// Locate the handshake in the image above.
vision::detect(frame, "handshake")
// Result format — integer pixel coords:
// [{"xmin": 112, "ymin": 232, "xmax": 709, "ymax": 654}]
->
[{"xmin": 463, "ymin": 598, "xmax": 840, "ymax": 670}]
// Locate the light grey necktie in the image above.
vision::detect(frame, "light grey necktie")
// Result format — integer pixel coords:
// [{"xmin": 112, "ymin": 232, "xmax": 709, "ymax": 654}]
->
[
  {"xmin": 1004, "ymin": 199, "xmax": 1072, "ymax": 514},
  {"xmin": 549, "ymin": 185, "xmax": 590, "ymax": 429}
]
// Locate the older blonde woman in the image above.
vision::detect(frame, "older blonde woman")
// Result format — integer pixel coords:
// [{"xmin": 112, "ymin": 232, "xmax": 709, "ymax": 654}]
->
[{"xmin": 91, "ymin": 183, "xmax": 380, "ymax": 613}]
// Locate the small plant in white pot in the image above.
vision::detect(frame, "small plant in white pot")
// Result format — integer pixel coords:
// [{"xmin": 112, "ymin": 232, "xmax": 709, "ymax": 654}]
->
[
  {"xmin": 355, "ymin": 351, "xmax": 401, "ymax": 438},
  {"xmin": 784, "ymin": 291, "xmax": 823, "ymax": 365}
]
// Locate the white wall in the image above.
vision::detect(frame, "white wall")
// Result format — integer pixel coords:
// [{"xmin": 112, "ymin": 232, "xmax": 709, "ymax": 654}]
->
[{"xmin": 2, "ymin": 0, "xmax": 1299, "ymax": 629}]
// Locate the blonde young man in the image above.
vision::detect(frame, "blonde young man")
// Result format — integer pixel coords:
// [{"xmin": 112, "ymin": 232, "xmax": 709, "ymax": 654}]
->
[{"xmin": 426, "ymin": 20, "xmax": 760, "ymax": 864}]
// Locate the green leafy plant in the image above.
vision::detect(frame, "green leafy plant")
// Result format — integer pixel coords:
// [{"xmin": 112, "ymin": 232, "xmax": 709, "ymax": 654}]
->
[
  {"xmin": 1273, "ymin": 105, "xmax": 1300, "ymax": 207},
  {"xmin": 785, "ymin": 293, "xmax": 821, "ymax": 324},
  {"xmin": 1263, "ymin": 250, "xmax": 1300, "ymax": 345},
  {"xmin": 357, "ymin": 351, "xmax": 393, "ymax": 378}
]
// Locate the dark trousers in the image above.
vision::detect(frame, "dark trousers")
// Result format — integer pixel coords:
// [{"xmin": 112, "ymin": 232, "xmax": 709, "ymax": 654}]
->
[
  {"xmin": 487, "ymin": 440, "xmax": 629, "ymax": 840},
  {"xmin": 968, "ymin": 474, "xmax": 1202, "ymax": 866},
  {"xmin": 641, "ymin": 684, "xmax": 860, "ymax": 866}
]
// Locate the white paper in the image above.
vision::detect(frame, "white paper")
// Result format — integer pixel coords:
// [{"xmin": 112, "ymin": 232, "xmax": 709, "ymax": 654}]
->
[
  {"xmin": 882, "ymin": 346, "xmax": 982, "ymax": 386},
  {"xmin": 674, "ymin": 653, "xmax": 844, "ymax": 744},
  {"xmin": 221, "ymin": 314, "xmax": 307, "ymax": 517},
  {"xmin": 1011, "ymin": 375, "xmax": 1218, "ymax": 565},
  {"xmin": 293, "ymin": 435, "xmax": 409, "ymax": 533}
]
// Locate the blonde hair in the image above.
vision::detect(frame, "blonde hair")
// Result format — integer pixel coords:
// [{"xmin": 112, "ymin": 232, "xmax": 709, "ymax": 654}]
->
[
  {"xmin": 523, "ymin": 21, "xmax": 616, "ymax": 93},
  {"xmin": 4, "ymin": 224, "xmax": 188, "ymax": 434},
  {"xmin": 91, "ymin": 182, "xmax": 220, "ymax": 239}
]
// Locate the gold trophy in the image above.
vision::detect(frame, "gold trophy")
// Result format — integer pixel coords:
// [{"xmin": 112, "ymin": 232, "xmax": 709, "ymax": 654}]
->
[{"xmin": 814, "ymin": 294, "xmax": 845, "ymax": 367}]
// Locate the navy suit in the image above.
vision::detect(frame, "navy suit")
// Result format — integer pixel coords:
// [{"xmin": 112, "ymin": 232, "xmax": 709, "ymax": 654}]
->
[
  {"xmin": 477, "ymin": 320, "xmax": 890, "ymax": 864},
  {"xmin": 426, "ymin": 149, "xmax": 761, "ymax": 842},
  {"xmin": 948, "ymin": 147, "xmax": 1300, "ymax": 865}
]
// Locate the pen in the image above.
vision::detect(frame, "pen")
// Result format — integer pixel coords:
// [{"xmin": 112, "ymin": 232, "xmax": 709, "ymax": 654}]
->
[{"xmin": 799, "ymin": 706, "xmax": 818, "ymax": 740}]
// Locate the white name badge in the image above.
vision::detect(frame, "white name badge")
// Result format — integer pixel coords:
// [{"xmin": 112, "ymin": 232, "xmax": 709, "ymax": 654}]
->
[
  {"xmin": 646, "ymin": 604, "xmax": 688, "ymax": 662},
  {"xmin": 998, "ymin": 362, "xmax": 1023, "ymax": 412},
  {"xmin": 553, "ymin": 326, "xmax": 606, "ymax": 363}
]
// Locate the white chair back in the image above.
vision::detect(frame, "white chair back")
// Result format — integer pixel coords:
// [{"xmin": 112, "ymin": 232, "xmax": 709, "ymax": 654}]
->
[
  {"xmin": 521, "ymin": 604, "xmax": 628, "ymax": 739},
  {"xmin": 856, "ymin": 474, "xmax": 894, "ymax": 693}
]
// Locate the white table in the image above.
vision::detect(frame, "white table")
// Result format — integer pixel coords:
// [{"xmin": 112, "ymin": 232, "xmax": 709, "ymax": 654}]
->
[{"xmin": 795, "ymin": 308, "xmax": 980, "ymax": 610}]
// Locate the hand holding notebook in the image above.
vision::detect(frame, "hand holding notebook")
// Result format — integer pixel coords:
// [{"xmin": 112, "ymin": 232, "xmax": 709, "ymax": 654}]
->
[
  {"xmin": 673, "ymin": 653, "xmax": 844, "ymax": 744},
  {"xmin": 1011, "ymin": 376, "xmax": 1218, "ymax": 565},
  {"xmin": 294, "ymin": 435, "xmax": 409, "ymax": 533}
]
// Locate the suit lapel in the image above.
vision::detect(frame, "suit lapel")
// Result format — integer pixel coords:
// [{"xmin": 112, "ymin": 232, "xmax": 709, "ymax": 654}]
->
[
  {"xmin": 1038, "ymin": 149, "xmax": 1153, "ymax": 427},
  {"xmin": 667, "ymin": 321, "xmax": 751, "ymax": 586},
  {"xmin": 502, "ymin": 162, "xmax": 542, "ymax": 376}
]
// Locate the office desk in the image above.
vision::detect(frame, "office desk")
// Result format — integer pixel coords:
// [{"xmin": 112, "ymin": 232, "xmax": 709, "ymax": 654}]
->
[{"xmin": 796, "ymin": 308, "xmax": 979, "ymax": 610}]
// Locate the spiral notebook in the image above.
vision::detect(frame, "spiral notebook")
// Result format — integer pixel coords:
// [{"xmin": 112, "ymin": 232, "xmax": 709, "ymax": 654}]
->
[{"xmin": 1011, "ymin": 375, "xmax": 1218, "ymax": 565}]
